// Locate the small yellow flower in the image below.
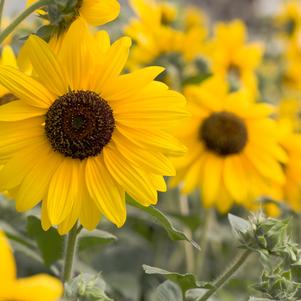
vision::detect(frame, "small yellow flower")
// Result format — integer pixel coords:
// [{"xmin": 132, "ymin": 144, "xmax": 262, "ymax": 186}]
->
[
  {"xmin": 171, "ymin": 76, "xmax": 287, "ymax": 213},
  {"xmin": 0, "ymin": 18, "xmax": 186, "ymax": 235},
  {"xmin": 208, "ymin": 20, "xmax": 263, "ymax": 96},
  {"xmin": 0, "ymin": 230, "xmax": 63, "ymax": 301}
]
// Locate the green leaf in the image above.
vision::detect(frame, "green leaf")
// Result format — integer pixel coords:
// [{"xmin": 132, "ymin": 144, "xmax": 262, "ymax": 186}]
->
[
  {"xmin": 78, "ymin": 229, "xmax": 117, "ymax": 251},
  {"xmin": 152, "ymin": 281, "xmax": 182, "ymax": 301},
  {"xmin": 127, "ymin": 196, "xmax": 199, "ymax": 249},
  {"xmin": 143, "ymin": 265, "xmax": 212, "ymax": 292},
  {"xmin": 26, "ymin": 216, "xmax": 63, "ymax": 266}
]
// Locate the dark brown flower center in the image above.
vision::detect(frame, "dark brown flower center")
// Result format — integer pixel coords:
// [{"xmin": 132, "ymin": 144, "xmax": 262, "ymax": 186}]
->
[
  {"xmin": 45, "ymin": 90, "xmax": 115, "ymax": 160},
  {"xmin": 200, "ymin": 111, "xmax": 248, "ymax": 156}
]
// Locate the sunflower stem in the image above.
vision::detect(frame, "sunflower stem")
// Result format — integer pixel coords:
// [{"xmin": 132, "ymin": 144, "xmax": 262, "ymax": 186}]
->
[
  {"xmin": 0, "ymin": 0, "xmax": 5, "ymax": 32},
  {"xmin": 0, "ymin": 0, "xmax": 49, "ymax": 45},
  {"xmin": 198, "ymin": 249, "xmax": 252, "ymax": 301},
  {"xmin": 62, "ymin": 223, "xmax": 80, "ymax": 283},
  {"xmin": 179, "ymin": 193, "xmax": 195, "ymax": 273}
]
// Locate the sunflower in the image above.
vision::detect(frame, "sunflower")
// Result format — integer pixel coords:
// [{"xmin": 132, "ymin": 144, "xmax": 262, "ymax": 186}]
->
[
  {"xmin": 125, "ymin": 0, "xmax": 207, "ymax": 69},
  {"xmin": 208, "ymin": 20, "xmax": 263, "ymax": 96},
  {"xmin": 27, "ymin": 0, "xmax": 120, "ymax": 26},
  {"xmin": 170, "ymin": 76, "xmax": 287, "ymax": 213},
  {"xmin": 0, "ymin": 231, "xmax": 63, "ymax": 300},
  {"xmin": 282, "ymin": 35, "xmax": 301, "ymax": 90},
  {"xmin": 0, "ymin": 18, "xmax": 186, "ymax": 235},
  {"xmin": 276, "ymin": 0, "xmax": 301, "ymax": 39}
]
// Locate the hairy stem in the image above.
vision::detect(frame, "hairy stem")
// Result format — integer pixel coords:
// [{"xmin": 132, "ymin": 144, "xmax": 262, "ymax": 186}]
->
[
  {"xmin": 196, "ymin": 208, "xmax": 213, "ymax": 277},
  {"xmin": 198, "ymin": 249, "xmax": 252, "ymax": 301},
  {"xmin": 62, "ymin": 224, "xmax": 80, "ymax": 282},
  {"xmin": 0, "ymin": 0, "xmax": 48, "ymax": 44},
  {"xmin": 179, "ymin": 193, "xmax": 195, "ymax": 273}
]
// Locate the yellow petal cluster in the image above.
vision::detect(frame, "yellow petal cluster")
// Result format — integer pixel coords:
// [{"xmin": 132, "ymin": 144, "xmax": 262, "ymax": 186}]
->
[{"xmin": 0, "ymin": 18, "xmax": 186, "ymax": 234}]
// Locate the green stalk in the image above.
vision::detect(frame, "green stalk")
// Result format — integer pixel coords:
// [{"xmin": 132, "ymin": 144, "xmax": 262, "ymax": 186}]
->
[
  {"xmin": 195, "ymin": 208, "xmax": 213, "ymax": 277},
  {"xmin": 179, "ymin": 193, "xmax": 195, "ymax": 273},
  {"xmin": 62, "ymin": 224, "xmax": 80, "ymax": 282},
  {"xmin": 0, "ymin": 0, "xmax": 49, "ymax": 45},
  {"xmin": 198, "ymin": 249, "xmax": 252, "ymax": 301},
  {"xmin": 0, "ymin": 0, "xmax": 5, "ymax": 32}
]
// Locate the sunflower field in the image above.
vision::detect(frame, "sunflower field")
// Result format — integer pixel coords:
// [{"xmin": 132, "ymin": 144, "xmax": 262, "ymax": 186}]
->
[{"xmin": 2, "ymin": 0, "xmax": 301, "ymax": 300}]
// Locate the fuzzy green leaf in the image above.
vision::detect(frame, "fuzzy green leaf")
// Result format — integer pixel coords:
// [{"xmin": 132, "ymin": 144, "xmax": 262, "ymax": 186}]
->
[
  {"xmin": 78, "ymin": 229, "xmax": 117, "ymax": 251},
  {"xmin": 26, "ymin": 216, "xmax": 63, "ymax": 266},
  {"xmin": 151, "ymin": 281, "xmax": 182, "ymax": 301},
  {"xmin": 127, "ymin": 196, "xmax": 199, "ymax": 249},
  {"xmin": 143, "ymin": 265, "xmax": 212, "ymax": 292}
]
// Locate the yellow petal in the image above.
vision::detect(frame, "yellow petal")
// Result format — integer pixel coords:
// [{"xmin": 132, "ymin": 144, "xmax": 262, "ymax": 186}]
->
[
  {"xmin": 0, "ymin": 101, "xmax": 46, "ymax": 121},
  {"xmin": 58, "ymin": 17, "xmax": 94, "ymax": 90},
  {"xmin": 0, "ymin": 231, "xmax": 16, "ymax": 283},
  {"xmin": 15, "ymin": 144, "xmax": 63, "ymax": 212},
  {"xmin": 25, "ymin": 35, "xmax": 68, "ymax": 96},
  {"xmin": 223, "ymin": 156, "xmax": 247, "ymax": 202},
  {"xmin": 79, "ymin": 196, "xmax": 101, "ymax": 231},
  {"xmin": 117, "ymin": 126, "xmax": 186, "ymax": 156},
  {"xmin": 112, "ymin": 131, "xmax": 175, "ymax": 176},
  {"xmin": 0, "ymin": 117, "xmax": 44, "ymax": 162},
  {"xmin": 1, "ymin": 45, "xmax": 17, "ymax": 67},
  {"xmin": 86, "ymin": 156, "xmax": 126, "ymax": 227},
  {"xmin": 47, "ymin": 159, "xmax": 80, "ymax": 225},
  {"xmin": 80, "ymin": 0, "xmax": 120, "ymax": 26},
  {"xmin": 41, "ymin": 199, "xmax": 51, "ymax": 232},
  {"xmin": 0, "ymin": 137, "xmax": 48, "ymax": 191},
  {"xmin": 202, "ymin": 153, "xmax": 223, "ymax": 208},
  {"xmin": 0, "ymin": 66, "xmax": 53, "ymax": 108},
  {"xmin": 102, "ymin": 66, "xmax": 165, "ymax": 101},
  {"xmin": 103, "ymin": 146, "xmax": 158, "ymax": 206},
  {"xmin": 94, "ymin": 37, "xmax": 132, "ymax": 91},
  {"xmin": 12, "ymin": 275, "xmax": 63, "ymax": 301}
]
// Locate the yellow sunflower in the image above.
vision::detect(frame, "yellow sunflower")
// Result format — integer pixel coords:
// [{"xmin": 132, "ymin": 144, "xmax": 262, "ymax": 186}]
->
[
  {"xmin": 27, "ymin": 0, "xmax": 120, "ymax": 26},
  {"xmin": 171, "ymin": 77, "xmax": 287, "ymax": 213},
  {"xmin": 208, "ymin": 20, "xmax": 263, "ymax": 96},
  {"xmin": 0, "ymin": 18, "xmax": 186, "ymax": 235},
  {"xmin": 278, "ymin": 123, "xmax": 301, "ymax": 212},
  {"xmin": 276, "ymin": 0, "xmax": 301, "ymax": 39},
  {"xmin": 282, "ymin": 35, "xmax": 301, "ymax": 90},
  {"xmin": 125, "ymin": 0, "xmax": 207, "ymax": 69},
  {"xmin": 0, "ymin": 231, "xmax": 63, "ymax": 300}
]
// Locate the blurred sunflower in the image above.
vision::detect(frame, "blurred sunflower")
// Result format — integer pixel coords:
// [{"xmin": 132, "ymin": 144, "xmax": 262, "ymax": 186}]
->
[
  {"xmin": 27, "ymin": 0, "xmax": 120, "ymax": 52},
  {"xmin": 27, "ymin": 0, "xmax": 120, "ymax": 26},
  {"xmin": 282, "ymin": 35, "xmax": 301, "ymax": 90},
  {"xmin": 0, "ymin": 18, "xmax": 186, "ymax": 235},
  {"xmin": 125, "ymin": 0, "xmax": 207, "ymax": 69},
  {"xmin": 171, "ymin": 77, "xmax": 287, "ymax": 213},
  {"xmin": 276, "ymin": 0, "xmax": 301, "ymax": 39},
  {"xmin": 208, "ymin": 20, "xmax": 263, "ymax": 96},
  {"xmin": 0, "ymin": 231, "xmax": 62, "ymax": 301}
]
